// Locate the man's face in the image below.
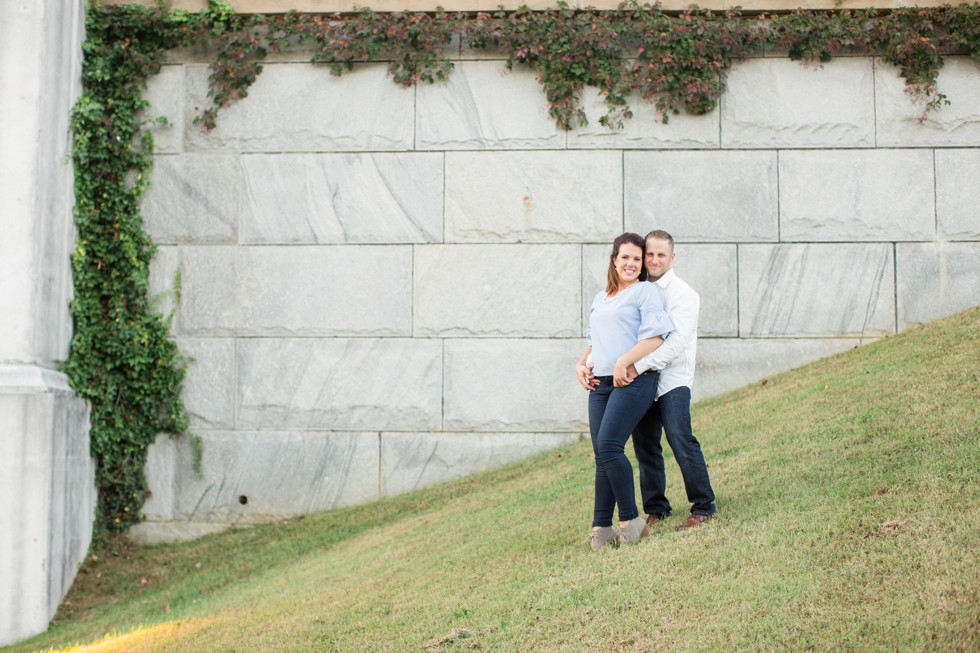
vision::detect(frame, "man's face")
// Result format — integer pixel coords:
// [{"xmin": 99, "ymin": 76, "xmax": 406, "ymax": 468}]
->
[{"xmin": 645, "ymin": 238, "xmax": 675, "ymax": 281}]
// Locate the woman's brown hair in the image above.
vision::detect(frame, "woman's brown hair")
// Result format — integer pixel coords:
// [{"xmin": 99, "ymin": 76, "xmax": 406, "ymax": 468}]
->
[{"xmin": 605, "ymin": 232, "xmax": 648, "ymax": 295}]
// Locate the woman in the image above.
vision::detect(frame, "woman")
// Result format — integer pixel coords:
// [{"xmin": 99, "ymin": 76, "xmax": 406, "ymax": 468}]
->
[{"xmin": 576, "ymin": 232, "xmax": 673, "ymax": 549}]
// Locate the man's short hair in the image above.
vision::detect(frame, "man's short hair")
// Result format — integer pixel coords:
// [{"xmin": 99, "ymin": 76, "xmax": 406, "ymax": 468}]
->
[{"xmin": 645, "ymin": 229, "xmax": 674, "ymax": 251}]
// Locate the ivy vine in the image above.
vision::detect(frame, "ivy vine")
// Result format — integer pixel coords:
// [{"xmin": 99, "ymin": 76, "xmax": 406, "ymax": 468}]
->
[
  {"xmin": 68, "ymin": 4, "xmax": 193, "ymax": 534},
  {"xmin": 70, "ymin": 0, "xmax": 980, "ymax": 534}
]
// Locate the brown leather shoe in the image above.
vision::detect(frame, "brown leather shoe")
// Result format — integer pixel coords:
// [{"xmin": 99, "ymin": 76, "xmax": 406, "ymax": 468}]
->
[
  {"xmin": 645, "ymin": 514, "xmax": 665, "ymax": 527},
  {"xmin": 677, "ymin": 514, "xmax": 711, "ymax": 531}
]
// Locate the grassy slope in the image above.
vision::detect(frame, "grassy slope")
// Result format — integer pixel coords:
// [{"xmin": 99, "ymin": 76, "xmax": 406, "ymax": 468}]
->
[{"xmin": 6, "ymin": 308, "xmax": 979, "ymax": 653}]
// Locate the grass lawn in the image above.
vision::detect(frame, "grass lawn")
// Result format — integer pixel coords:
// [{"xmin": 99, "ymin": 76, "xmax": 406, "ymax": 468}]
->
[{"xmin": 5, "ymin": 307, "xmax": 979, "ymax": 652}]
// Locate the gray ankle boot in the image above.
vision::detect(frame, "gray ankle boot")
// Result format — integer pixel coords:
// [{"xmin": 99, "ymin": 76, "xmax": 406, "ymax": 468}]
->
[
  {"xmin": 618, "ymin": 517, "xmax": 649, "ymax": 545},
  {"xmin": 588, "ymin": 526, "xmax": 619, "ymax": 550}
]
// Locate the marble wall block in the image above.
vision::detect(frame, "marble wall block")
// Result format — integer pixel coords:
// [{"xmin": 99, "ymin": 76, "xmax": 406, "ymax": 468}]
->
[
  {"xmin": 237, "ymin": 338, "xmax": 442, "ymax": 430},
  {"xmin": 581, "ymin": 243, "xmax": 612, "ymax": 335},
  {"xmin": 176, "ymin": 338, "xmax": 235, "ymax": 429},
  {"xmin": 443, "ymin": 339, "xmax": 588, "ymax": 431},
  {"xmin": 172, "ymin": 430, "xmax": 381, "ymax": 523},
  {"xmin": 624, "ymin": 151, "xmax": 779, "ymax": 242},
  {"xmin": 142, "ymin": 154, "xmax": 238, "ymax": 243},
  {"xmin": 141, "ymin": 433, "xmax": 177, "ymax": 522},
  {"xmin": 568, "ymin": 87, "xmax": 721, "ymax": 149},
  {"xmin": 694, "ymin": 337, "xmax": 861, "ymax": 402},
  {"xmin": 128, "ymin": 521, "xmax": 229, "ymax": 546},
  {"xmin": 876, "ymin": 57, "xmax": 980, "ymax": 147},
  {"xmin": 779, "ymin": 149, "xmax": 935, "ymax": 242},
  {"xmin": 239, "ymin": 153, "xmax": 444, "ymax": 244},
  {"xmin": 672, "ymin": 245, "xmax": 739, "ymax": 337},
  {"xmin": 936, "ymin": 149, "xmax": 980, "ymax": 240},
  {"xmin": 147, "ymin": 246, "xmax": 179, "ymax": 332},
  {"xmin": 184, "ymin": 63, "xmax": 415, "ymax": 152},
  {"xmin": 143, "ymin": 64, "xmax": 183, "ymax": 154},
  {"xmin": 739, "ymin": 244, "xmax": 895, "ymax": 337},
  {"xmin": 380, "ymin": 432, "xmax": 580, "ymax": 496},
  {"xmin": 721, "ymin": 58, "xmax": 875, "ymax": 148},
  {"xmin": 444, "ymin": 151, "xmax": 622, "ymax": 243},
  {"xmin": 414, "ymin": 244, "xmax": 581, "ymax": 337},
  {"xmin": 416, "ymin": 60, "xmax": 564, "ymax": 149},
  {"xmin": 896, "ymin": 242, "xmax": 980, "ymax": 329},
  {"xmin": 178, "ymin": 245, "xmax": 413, "ymax": 336}
]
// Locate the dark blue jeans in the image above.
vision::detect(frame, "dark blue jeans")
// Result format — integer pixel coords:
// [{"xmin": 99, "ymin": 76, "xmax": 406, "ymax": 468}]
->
[
  {"xmin": 588, "ymin": 371, "xmax": 660, "ymax": 527},
  {"xmin": 633, "ymin": 386, "xmax": 716, "ymax": 516}
]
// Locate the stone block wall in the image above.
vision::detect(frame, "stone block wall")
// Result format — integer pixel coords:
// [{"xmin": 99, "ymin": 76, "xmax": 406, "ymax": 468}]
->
[{"xmin": 133, "ymin": 50, "xmax": 980, "ymax": 542}]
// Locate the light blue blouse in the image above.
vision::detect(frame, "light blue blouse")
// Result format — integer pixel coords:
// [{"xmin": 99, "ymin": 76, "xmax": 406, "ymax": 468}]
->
[{"xmin": 586, "ymin": 281, "xmax": 674, "ymax": 376}]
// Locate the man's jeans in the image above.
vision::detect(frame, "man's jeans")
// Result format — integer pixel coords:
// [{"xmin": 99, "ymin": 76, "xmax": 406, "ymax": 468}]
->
[
  {"xmin": 588, "ymin": 371, "xmax": 660, "ymax": 527},
  {"xmin": 633, "ymin": 386, "xmax": 716, "ymax": 516}
]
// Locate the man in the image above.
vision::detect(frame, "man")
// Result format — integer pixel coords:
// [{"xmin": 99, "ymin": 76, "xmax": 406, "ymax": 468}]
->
[{"xmin": 590, "ymin": 230, "xmax": 716, "ymax": 530}]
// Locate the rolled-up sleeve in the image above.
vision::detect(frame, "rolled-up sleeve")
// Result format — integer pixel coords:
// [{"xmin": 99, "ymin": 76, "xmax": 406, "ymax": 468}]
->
[{"xmin": 636, "ymin": 286, "xmax": 674, "ymax": 340}]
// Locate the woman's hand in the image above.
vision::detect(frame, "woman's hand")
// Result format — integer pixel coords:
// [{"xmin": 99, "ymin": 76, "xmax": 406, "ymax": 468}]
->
[{"xmin": 576, "ymin": 362, "xmax": 596, "ymax": 391}]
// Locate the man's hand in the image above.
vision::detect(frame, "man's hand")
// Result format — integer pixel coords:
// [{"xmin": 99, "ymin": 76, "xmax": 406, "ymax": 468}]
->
[{"xmin": 613, "ymin": 361, "xmax": 641, "ymax": 387}]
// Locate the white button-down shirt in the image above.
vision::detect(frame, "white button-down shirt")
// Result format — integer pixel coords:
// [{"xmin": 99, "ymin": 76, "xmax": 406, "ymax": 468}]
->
[{"xmin": 634, "ymin": 268, "xmax": 699, "ymax": 399}]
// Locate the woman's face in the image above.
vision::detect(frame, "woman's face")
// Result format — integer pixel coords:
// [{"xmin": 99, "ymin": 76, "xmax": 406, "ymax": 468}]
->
[{"xmin": 614, "ymin": 243, "xmax": 644, "ymax": 285}]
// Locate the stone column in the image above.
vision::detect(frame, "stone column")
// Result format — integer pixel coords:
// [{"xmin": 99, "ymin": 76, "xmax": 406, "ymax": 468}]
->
[{"xmin": 0, "ymin": 0, "xmax": 95, "ymax": 646}]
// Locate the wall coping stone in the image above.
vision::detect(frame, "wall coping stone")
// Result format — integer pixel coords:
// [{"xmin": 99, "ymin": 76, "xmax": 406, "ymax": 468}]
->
[{"xmin": 0, "ymin": 365, "xmax": 74, "ymax": 393}]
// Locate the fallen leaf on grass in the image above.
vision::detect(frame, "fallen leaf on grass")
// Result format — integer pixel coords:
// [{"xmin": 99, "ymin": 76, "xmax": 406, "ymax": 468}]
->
[
  {"xmin": 867, "ymin": 520, "xmax": 906, "ymax": 537},
  {"xmin": 425, "ymin": 628, "xmax": 475, "ymax": 652}
]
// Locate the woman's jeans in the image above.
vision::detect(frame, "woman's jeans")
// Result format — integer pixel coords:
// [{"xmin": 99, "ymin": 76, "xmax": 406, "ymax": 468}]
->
[{"xmin": 588, "ymin": 371, "xmax": 660, "ymax": 527}]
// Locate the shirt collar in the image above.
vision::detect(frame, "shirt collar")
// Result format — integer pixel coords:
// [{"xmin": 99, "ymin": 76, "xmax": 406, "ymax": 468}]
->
[{"xmin": 653, "ymin": 267, "xmax": 676, "ymax": 288}]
